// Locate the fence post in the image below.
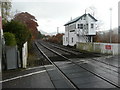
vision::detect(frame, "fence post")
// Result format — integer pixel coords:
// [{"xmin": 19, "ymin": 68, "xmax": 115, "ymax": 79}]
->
[
  {"xmin": 22, "ymin": 42, "xmax": 28, "ymax": 68},
  {"xmin": 0, "ymin": 3, "xmax": 2, "ymax": 90},
  {"xmin": 118, "ymin": 1, "xmax": 120, "ymax": 86}
]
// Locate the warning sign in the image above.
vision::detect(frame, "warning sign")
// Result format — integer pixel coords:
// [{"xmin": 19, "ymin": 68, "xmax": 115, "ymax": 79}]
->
[{"xmin": 105, "ymin": 45, "xmax": 111, "ymax": 50}]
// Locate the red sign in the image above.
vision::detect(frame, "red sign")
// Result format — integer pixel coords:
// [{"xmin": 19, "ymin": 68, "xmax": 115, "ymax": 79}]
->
[{"xmin": 105, "ymin": 45, "xmax": 111, "ymax": 50}]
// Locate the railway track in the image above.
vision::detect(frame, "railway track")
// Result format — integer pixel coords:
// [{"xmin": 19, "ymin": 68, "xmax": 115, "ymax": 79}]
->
[
  {"xmin": 39, "ymin": 42, "xmax": 120, "ymax": 84},
  {"xmin": 45, "ymin": 41, "xmax": 119, "ymax": 67},
  {"xmin": 35, "ymin": 42, "xmax": 79, "ymax": 89},
  {"xmin": 40, "ymin": 41, "xmax": 119, "ymax": 73},
  {"xmin": 35, "ymin": 41, "xmax": 119, "ymax": 89}
]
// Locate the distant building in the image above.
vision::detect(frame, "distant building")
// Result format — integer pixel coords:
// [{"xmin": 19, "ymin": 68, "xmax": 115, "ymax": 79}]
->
[{"xmin": 63, "ymin": 13, "xmax": 98, "ymax": 46}]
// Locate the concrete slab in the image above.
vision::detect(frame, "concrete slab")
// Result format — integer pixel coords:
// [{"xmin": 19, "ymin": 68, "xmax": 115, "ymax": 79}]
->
[
  {"xmin": 46, "ymin": 65, "xmax": 76, "ymax": 88},
  {"xmin": 2, "ymin": 67, "xmax": 54, "ymax": 88},
  {"xmin": 78, "ymin": 62, "xmax": 118, "ymax": 85},
  {"xmin": 59, "ymin": 64, "xmax": 80, "ymax": 70},
  {"xmin": 71, "ymin": 76, "xmax": 103, "ymax": 85},
  {"xmin": 2, "ymin": 66, "xmax": 45, "ymax": 80},
  {"xmin": 47, "ymin": 69, "xmax": 64, "ymax": 81},
  {"xmin": 77, "ymin": 81, "xmax": 116, "ymax": 88},
  {"xmin": 66, "ymin": 72, "xmax": 94, "ymax": 79},
  {"xmin": 93, "ymin": 56, "xmax": 119, "ymax": 67},
  {"xmin": 53, "ymin": 79, "xmax": 73, "ymax": 88},
  {"xmin": 61, "ymin": 68, "xmax": 85, "ymax": 74}
]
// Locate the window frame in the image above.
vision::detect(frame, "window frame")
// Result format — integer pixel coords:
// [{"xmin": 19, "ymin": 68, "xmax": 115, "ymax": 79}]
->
[
  {"xmin": 66, "ymin": 37, "xmax": 68, "ymax": 42},
  {"xmin": 80, "ymin": 24, "xmax": 83, "ymax": 29},
  {"xmin": 91, "ymin": 23, "xmax": 94, "ymax": 29},
  {"xmin": 86, "ymin": 24, "xmax": 88, "ymax": 29},
  {"xmin": 78, "ymin": 24, "xmax": 83, "ymax": 29},
  {"xmin": 71, "ymin": 37, "xmax": 73, "ymax": 43}
]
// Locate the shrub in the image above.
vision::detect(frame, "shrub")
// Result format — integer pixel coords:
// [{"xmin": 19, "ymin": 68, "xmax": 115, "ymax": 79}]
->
[
  {"xmin": 4, "ymin": 32, "xmax": 16, "ymax": 46},
  {"xmin": 3, "ymin": 20, "xmax": 31, "ymax": 49}
]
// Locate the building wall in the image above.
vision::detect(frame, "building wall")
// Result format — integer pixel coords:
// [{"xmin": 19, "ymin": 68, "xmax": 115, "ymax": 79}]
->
[
  {"xmin": 76, "ymin": 42, "xmax": 120, "ymax": 55},
  {"xmin": 87, "ymin": 15, "xmax": 96, "ymax": 35},
  {"xmin": 63, "ymin": 14, "xmax": 97, "ymax": 46},
  {"xmin": 69, "ymin": 31, "xmax": 76, "ymax": 46},
  {"xmin": 63, "ymin": 31, "xmax": 77, "ymax": 46},
  {"xmin": 76, "ymin": 14, "xmax": 96, "ymax": 35},
  {"xmin": 63, "ymin": 22, "xmax": 77, "ymax": 46}
]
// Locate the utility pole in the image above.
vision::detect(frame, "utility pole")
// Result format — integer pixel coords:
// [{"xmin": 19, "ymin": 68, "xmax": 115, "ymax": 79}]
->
[
  {"xmin": 68, "ymin": 25, "xmax": 69, "ymax": 46},
  {"xmin": 70, "ymin": 17, "xmax": 72, "ymax": 21},
  {"xmin": 85, "ymin": 9, "xmax": 87, "ymax": 14},
  {"xmin": 0, "ymin": 2, "xmax": 3, "ymax": 90},
  {"xmin": 57, "ymin": 27, "xmax": 59, "ymax": 34},
  {"xmin": 118, "ymin": 1, "xmax": 120, "ymax": 34},
  {"xmin": 109, "ymin": 8, "xmax": 112, "ymax": 43}
]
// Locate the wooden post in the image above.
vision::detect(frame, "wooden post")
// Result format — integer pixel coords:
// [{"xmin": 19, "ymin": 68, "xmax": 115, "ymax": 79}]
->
[{"xmin": 0, "ymin": 2, "xmax": 2, "ymax": 90}]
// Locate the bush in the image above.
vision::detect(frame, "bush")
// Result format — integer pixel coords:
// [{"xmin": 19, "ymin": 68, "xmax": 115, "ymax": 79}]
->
[
  {"xmin": 4, "ymin": 32, "xmax": 16, "ymax": 46},
  {"xmin": 3, "ymin": 20, "xmax": 31, "ymax": 49}
]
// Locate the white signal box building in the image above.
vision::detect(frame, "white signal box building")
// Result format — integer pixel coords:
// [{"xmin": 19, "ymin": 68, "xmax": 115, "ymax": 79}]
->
[{"xmin": 63, "ymin": 13, "xmax": 98, "ymax": 46}]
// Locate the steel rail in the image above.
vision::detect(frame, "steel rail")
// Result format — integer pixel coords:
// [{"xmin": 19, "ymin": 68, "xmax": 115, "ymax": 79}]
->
[
  {"xmin": 38, "ymin": 41, "xmax": 120, "ymax": 89},
  {"xmin": 47, "ymin": 42, "xmax": 119, "ymax": 74},
  {"xmin": 45, "ymin": 41, "xmax": 119, "ymax": 69},
  {"xmin": 48, "ymin": 42, "xmax": 119, "ymax": 73},
  {"xmin": 35, "ymin": 42, "xmax": 79, "ymax": 90}
]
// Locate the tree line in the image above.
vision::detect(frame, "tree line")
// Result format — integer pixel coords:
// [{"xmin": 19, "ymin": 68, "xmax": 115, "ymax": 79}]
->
[
  {"xmin": 0, "ymin": 1, "xmax": 43, "ymax": 50},
  {"xmin": 43, "ymin": 33, "xmax": 64, "ymax": 45},
  {"xmin": 93, "ymin": 29, "xmax": 119, "ymax": 43}
]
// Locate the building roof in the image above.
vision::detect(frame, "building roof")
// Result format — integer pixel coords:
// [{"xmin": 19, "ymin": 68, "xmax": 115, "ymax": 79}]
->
[{"xmin": 64, "ymin": 13, "xmax": 98, "ymax": 26}]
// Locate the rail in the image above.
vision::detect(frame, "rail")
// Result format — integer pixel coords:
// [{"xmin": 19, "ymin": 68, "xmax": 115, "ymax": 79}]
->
[
  {"xmin": 37, "ymin": 41, "xmax": 120, "ymax": 88},
  {"xmin": 35, "ymin": 42, "xmax": 79, "ymax": 90}
]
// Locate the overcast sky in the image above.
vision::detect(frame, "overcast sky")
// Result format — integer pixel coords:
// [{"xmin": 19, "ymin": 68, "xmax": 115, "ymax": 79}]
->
[{"xmin": 11, "ymin": 0, "xmax": 119, "ymax": 34}]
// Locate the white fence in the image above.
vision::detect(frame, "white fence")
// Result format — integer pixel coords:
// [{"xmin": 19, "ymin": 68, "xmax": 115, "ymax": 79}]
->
[
  {"xmin": 0, "ymin": 30, "xmax": 2, "ymax": 72},
  {"xmin": 94, "ymin": 43, "xmax": 119, "ymax": 55},
  {"xmin": 0, "ymin": 30, "xmax": 2, "ymax": 90},
  {"xmin": 76, "ymin": 42, "xmax": 120, "ymax": 55},
  {"xmin": 22, "ymin": 42, "xmax": 28, "ymax": 68}
]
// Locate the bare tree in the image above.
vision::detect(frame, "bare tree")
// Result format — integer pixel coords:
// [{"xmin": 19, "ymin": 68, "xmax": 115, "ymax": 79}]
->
[
  {"xmin": 86, "ymin": 6, "xmax": 104, "ymax": 31},
  {"xmin": 0, "ymin": 0, "xmax": 12, "ymax": 23}
]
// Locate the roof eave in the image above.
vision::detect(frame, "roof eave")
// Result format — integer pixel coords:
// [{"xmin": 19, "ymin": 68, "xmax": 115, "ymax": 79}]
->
[
  {"xmin": 88, "ymin": 13, "xmax": 98, "ymax": 21},
  {"xmin": 64, "ymin": 19, "xmax": 80, "ymax": 26},
  {"xmin": 64, "ymin": 13, "xmax": 98, "ymax": 26}
]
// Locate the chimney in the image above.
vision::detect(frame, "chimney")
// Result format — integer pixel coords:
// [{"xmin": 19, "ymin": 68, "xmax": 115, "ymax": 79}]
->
[
  {"xmin": 85, "ymin": 9, "xmax": 86, "ymax": 14},
  {"xmin": 71, "ymin": 17, "xmax": 72, "ymax": 21}
]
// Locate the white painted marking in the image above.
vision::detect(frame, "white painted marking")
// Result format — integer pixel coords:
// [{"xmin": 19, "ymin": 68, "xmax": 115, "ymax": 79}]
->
[
  {"xmin": 0, "ymin": 67, "xmax": 55, "ymax": 83},
  {"xmin": 44, "ymin": 65, "xmax": 54, "ymax": 67},
  {"xmin": 0, "ymin": 70, "xmax": 46, "ymax": 83},
  {"xmin": 26, "ymin": 66, "xmax": 44, "ymax": 70}
]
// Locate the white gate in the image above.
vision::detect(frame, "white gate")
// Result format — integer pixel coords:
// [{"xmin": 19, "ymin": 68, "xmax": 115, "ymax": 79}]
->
[{"xmin": 22, "ymin": 42, "xmax": 28, "ymax": 68}]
